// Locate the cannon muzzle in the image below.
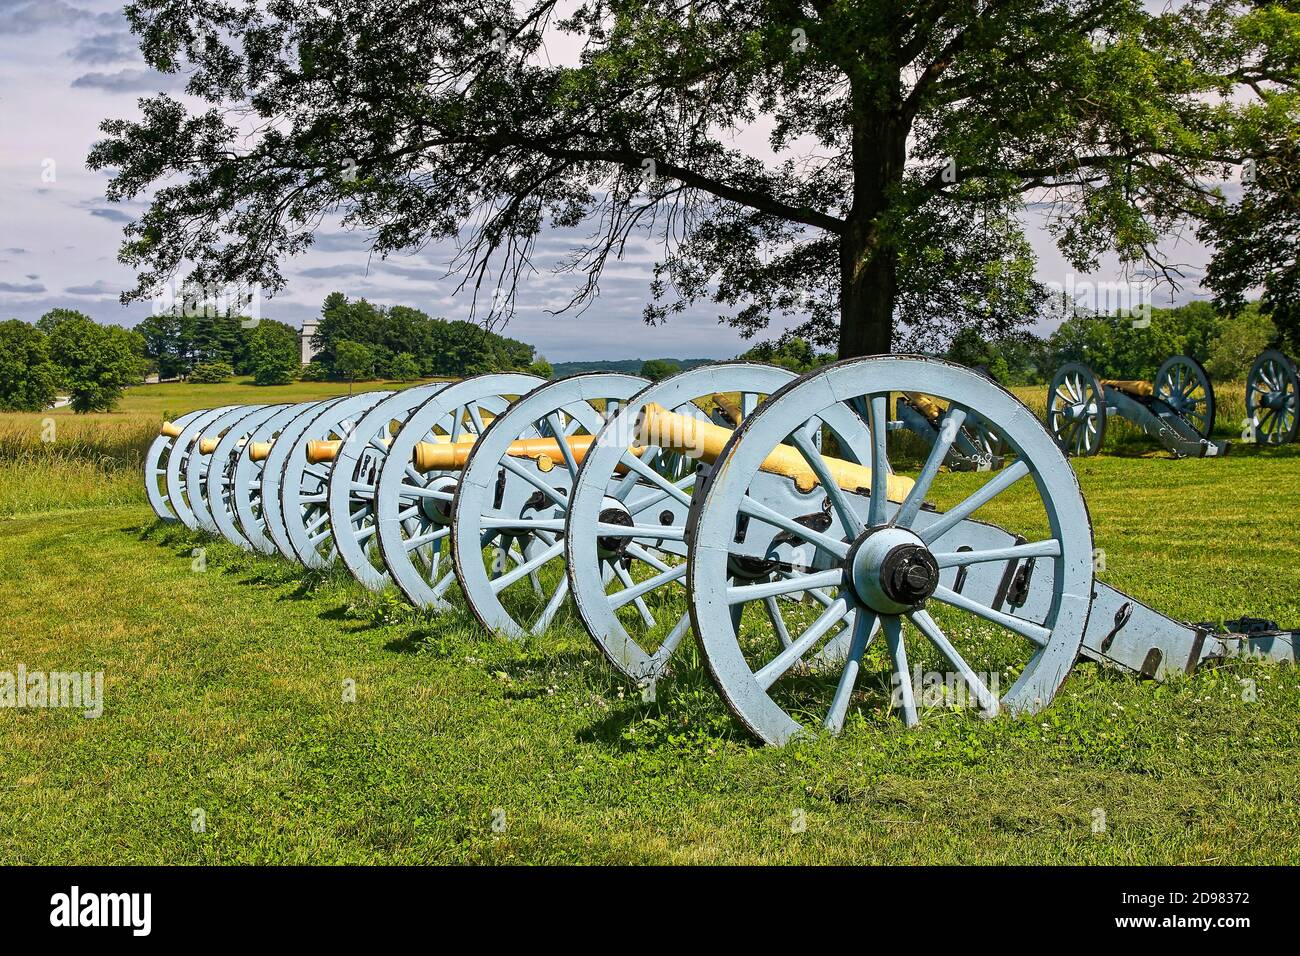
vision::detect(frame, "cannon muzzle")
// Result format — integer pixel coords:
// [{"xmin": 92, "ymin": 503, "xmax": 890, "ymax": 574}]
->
[
  {"xmin": 160, "ymin": 421, "xmax": 183, "ymax": 438},
  {"xmin": 306, "ymin": 440, "xmax": 341, "ymax": 464}
]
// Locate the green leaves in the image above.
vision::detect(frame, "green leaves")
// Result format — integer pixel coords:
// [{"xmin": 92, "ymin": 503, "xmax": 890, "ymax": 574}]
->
[{"xmin": 90, "ymin": 1, "xmax": 1299, "ymax": 357}]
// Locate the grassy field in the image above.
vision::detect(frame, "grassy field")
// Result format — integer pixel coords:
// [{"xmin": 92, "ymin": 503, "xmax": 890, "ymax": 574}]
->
[{"xmin": 1, "ymin": 376, "xmax": 1299, "ymax": 864}]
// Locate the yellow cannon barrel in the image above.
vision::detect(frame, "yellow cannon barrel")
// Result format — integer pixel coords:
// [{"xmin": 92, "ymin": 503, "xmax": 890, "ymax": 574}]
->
[
  {"xmin": 906, "ymin": 392, "xmax": 945, "ymax": 424},
  {"xmin": 637, "ymin": 404, "xmax": 914, "ymax": 502},
  {"xmin": 1102, "ymin": 379, "xmax": 1154, "ymax": 398},
  {"xmin": 198, "ymin": 437, "xmax": 220, "ymax": 455},
  {"xmin": 306, "ymin": 440, "xmax": 341, "ymax": 464},
  {"xmin": 414, "ymin": 434, "xmax": 606, "ymax": 473},
  {"xmin": 160, "ymin": 421, "xmax": 183, "ymax": 438},
  {"xmin": 249, "ymin": 441, "xmax": 273, "ymax": 462},
  {"xmin": 711, "ymin": 393, "xmax": 745, "ymax": 426}
]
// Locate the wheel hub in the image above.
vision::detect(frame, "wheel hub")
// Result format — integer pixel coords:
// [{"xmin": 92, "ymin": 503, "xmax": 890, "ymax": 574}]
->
[
  {"xmin": 1262, "ymin": 388, "xmax": 1288, "ymax": 410},
  {"xmin": 846, "ymin": 526, "xmax": 940, "ymax": 614},
  {"xmin": 419, "ymin": 475, "xmax": 457, "ymax": 524},
  {"xmin": 596, "ymin": 496, "xmax": 634, "ymax": 558}
]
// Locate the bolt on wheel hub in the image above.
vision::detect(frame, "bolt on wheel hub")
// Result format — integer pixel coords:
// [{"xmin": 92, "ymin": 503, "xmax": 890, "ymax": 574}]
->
[{"xmin": 846, "ymin": 526, "xmax": 940, "ymax": 614}]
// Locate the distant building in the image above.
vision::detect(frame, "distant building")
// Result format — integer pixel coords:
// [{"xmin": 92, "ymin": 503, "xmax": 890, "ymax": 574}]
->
[{"xmin": 301, "ymin": 319, "xmax": 320, "ymax": 365}]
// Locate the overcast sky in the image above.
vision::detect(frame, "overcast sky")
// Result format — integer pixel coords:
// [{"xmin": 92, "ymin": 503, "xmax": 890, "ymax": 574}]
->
[{"xmin": 0, "ymin": 1, "xmax": 1220, "ymax": 361}]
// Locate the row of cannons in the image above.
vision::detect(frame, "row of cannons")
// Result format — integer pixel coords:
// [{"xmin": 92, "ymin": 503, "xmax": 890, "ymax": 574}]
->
[
  {"xmin": 1046, "ymin": 349, "xmax": 1300, "ymax": 459},
  {"xmin": 145, "ymin": 356, "xmax": 1298, "ymax": 745}
]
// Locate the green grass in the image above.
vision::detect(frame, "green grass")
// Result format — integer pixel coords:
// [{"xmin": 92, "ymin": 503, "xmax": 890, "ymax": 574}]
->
[{"xmin": 2, "ymin": 379, "xmax": 1300, "ymax": 863}]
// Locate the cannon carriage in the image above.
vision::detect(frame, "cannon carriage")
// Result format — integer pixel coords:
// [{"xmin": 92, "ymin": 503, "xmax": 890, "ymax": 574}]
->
[
  {"xmin": 143, "ymin": 355, "xmax": 1297, "ymax": 745},
  {"xmin": 1046, "ymin": 355, "xmax": 1225, "ymax": 458}
]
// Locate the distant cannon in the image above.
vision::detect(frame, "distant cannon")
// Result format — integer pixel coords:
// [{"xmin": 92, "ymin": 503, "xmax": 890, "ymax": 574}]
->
[
  {"xmin": 1046, "ymin": 355, "xmax": 1226, "ymax": 457},
  {"xmin": 1245, "ymin": 349, "xmax": 1299, "ymax": 445}
]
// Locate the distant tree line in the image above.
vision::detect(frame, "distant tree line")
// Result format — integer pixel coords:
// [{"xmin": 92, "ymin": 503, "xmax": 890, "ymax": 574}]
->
[
  {"xmin": 1, "ymin": 292, "xmax": 553, "ymax": 413},
  {"xmin": 738, "ymin": 300, "xmax": 1278, "ymax": 386},
  {"xmin": 0, "ymin": 309, "xmax": 146, "ymax": 413},
  {"xmin": 307, "ymin": 292, "xmax": 551, "ymax": 383}
]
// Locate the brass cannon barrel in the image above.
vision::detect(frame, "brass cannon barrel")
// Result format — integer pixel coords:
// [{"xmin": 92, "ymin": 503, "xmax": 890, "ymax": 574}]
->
[
  {"xmin": 637, "ymin": 404, "xmax": 914, "ymax": 502},
  {"xmin": 249, "ymin": 441, "xmax": 274, "ymax": 462},
  {"xmin": 198, "ymin": 436, "xmax": 221, "ymax": 455},
  {"xmin": 160, "ymin": 420, "xmax": 183, "ymax": 438},
  {"xmin": 413, "ymin": 434, "xmax": 607, "ymax": 473},
  {"xmin": 905, "ymin": 392, "xmax": 945, "ymax": 424},
  {"xmin": 306, "ymin": 440, "xmax": 342, "ymax": 464},
  {"xmin": 1102, "ymin": 379, "xmax": 1154, "ymax": 398}
]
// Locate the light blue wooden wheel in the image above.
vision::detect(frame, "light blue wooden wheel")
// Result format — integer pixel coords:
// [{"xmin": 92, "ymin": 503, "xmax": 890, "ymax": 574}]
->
[
  {"xmin": 565, "ymin": 363, "xmax": 801, "ymax": 682},
  {"xmin": 687, "ymin": 356, "xmax": 1095, "ymax": 745},
  {"xmin": 280, "ymin": 391, "xmax": 393, "ymax": 568},
  {"xmin": 231, "ymin": 401, "xmax": 330, "ymax": 553},
  {"xmin": 1155, "ymin": 354, "xmax": 1216, "ymax": 440},
  {"xmin": 206, "ymin": 404, "xmax": 289, "ymax": 547},
  {"xmin": 375, "ymin": 373, "xmax": 544, "ymax": 610},
  {"xmin": 144, "ymin": 408, "xmax": 207, "ymax": 521},
  {"xmin": 451, "ymin": 373, "xmax": 647, "ymax": 639},
  {"xmin": 164, "ymin": 405, "xmax": 240, "ymax": 530},
  {"xmin": 1246, "ymin": 349, "xmax": 1300, "ymax": 444},
  {"xmin": 260, "ymin": 398, "xmax": 348, "ymax": 561},
  {"xmin": 327, "ymin": 383, "xmax": 450, "ymax": 590},
  {"xmin": 186, "ymin": 405, "xmax": 268, "ymax": 534},
  {"xmin": 1047, "ymin": 361, "xmax": 1106, "ymax": 456}
]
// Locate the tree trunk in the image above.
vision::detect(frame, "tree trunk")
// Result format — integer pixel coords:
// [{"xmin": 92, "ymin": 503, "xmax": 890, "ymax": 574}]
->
[{"xmin": 838, "ymin": 89, "xmax": 907, "ymax": 361}]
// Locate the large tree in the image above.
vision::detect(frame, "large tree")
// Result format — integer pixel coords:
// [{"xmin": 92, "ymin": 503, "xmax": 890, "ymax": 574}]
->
[
  {"xmin": 91, "ymin": 1, "xmax": 1297, "ymax": 357},
  {"xmin": 46, "ymin": 318, "xmax": 145, "ymax": 413}
]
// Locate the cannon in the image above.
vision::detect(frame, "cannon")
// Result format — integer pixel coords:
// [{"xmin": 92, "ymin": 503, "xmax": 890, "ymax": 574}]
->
[
  {"xmin": 1245, "ymin": 348, "xmax": 1299, "ymax": 444},
  {"xmin": 373, "ymin": 374, "xmax": 545, "ymax": 611},
  {"xmin": 145, "ymin": 409, "xmax": 210, "ymax": 522},
  {"xmin": 148, "ymin": 356, "xmax": 1296, "ymax": 746},
  {"xmin": 1046, "ymin": 354, "xmax": 1225, "ymax": 457}
]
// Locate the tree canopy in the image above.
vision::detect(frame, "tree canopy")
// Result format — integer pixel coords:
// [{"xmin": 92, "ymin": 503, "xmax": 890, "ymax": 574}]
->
[
  {"xmin": 0, "ymin": 320, "xmax": 60, "ymax": 412},
  {"xmin": 45, "ymin": 317, "xmax": 145, "ymax": 413},
  {"xmin": 89, "ymin": 1, "xmax": 1298, "ymax": 358}
]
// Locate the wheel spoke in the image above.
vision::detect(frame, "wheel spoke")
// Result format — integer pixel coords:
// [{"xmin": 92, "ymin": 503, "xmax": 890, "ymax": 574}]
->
[
  {"xmin": 790, "ymin": 428, "xmax": 863, "ymax": 537},
  {"xmin": 754, "ymin": 597, "xmax": 851, "ymax": 691},
  {"xmin": 499, "ymin": 455, "xmax": 569, "ymax": 507},
  {"xmin": 648, "ymin": 611, "xmax": 692, "ymax": 668},
  {"xmin": 609, "ymin": 562, "xmax": 687, "ymax": 610},
  {"xmin": 546, "ymin": 412, "xmax": 582, "ymax": 477},
  {"xmin": 895, "ymin": 405, "xmax": 967, "ymax": 528},
  {"xmin": 931, "ymin": 538, "xmax": 1060, "ymax": 568},
  {"xmin": 618, "ymin": 452, "xmax": 694, "ymax": 506},
  {"xmin": 919, "ymin": 459, "xmax": 1030, "ymax": 545},
  {"xmin": 726, "ymin": 568, "xmax": 843, "ymax": 605},
  {"xmin": 530, "ymin": 576, "xmax": 570, "ymax": 636},
  {"xmin": 489, "ymin": 540, "xmax": 564, "ymax": 594},
  {"xmin": 738, "ymin": 495, "xmax": 850, "ymax": 559},
  {"xmin": 763, "ymin": 596, "xmax": 793, "ymax": 648},
  {"xmin": 908, "ymin": 608, "xmax": 1000, "ymax": 715},
  {"xmin": 930, "ymin": 584, "xmax": 1050, "ymax": 646},
  {"xmin": 822, "ymin": 610, "xmax": 878, "ymax": 732},
  {"xmin": 612, "ymin": 562, "xmax": 655, "ymax": 628},
  {"xmin": 867, "ymin": 394, "xmax": 889, "ymax": 527},
  {"xmin": 404, "ymin": 526, "xmax": 449, "ymax": 552}
]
